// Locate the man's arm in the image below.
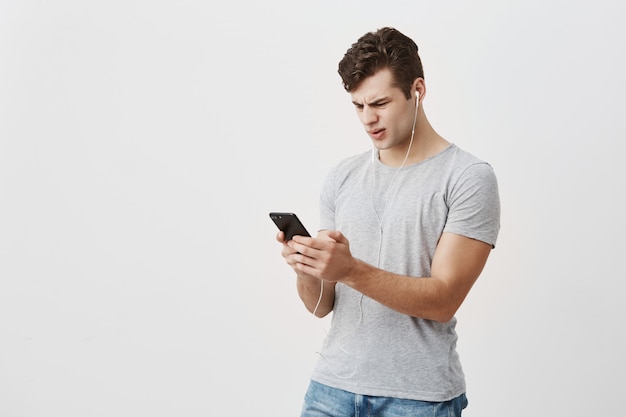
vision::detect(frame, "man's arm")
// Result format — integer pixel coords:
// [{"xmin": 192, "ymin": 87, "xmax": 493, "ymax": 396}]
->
[
  {"xmin": 296, "ymin": 275, "xmax": 336, "ymax": 318},
  {"xmin": 277, "ymin": 230, "xmax": 336, "ymax": 317},
  {"xmin": 288, "ymin": 231, "xmax": 492, "ymax": 322}
]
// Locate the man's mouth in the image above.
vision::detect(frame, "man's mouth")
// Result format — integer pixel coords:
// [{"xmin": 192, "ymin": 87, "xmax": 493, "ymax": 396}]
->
[{"xmin": 368, "ymin": 128, "xmax": 385, "ymax": 139}]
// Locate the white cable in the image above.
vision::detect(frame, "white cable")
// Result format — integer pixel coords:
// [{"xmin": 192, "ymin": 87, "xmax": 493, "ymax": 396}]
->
[
  {"xmin": 315, "ymin": 96, "xmax": 419, "ymax": 380},
  {"xmin": 372, "ymin": 96, "xmax": 419, "ymax": 264},
  {"xmin": 312, "ymin": 279, "xmax": 324, "ymax": 317},
  {"xmin": 315, "ymin": 293, "xmax": 363, "ymax": 379}
]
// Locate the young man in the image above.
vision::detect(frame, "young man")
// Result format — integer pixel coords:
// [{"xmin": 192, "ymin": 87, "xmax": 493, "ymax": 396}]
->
[{"xmin": 276, "ymin": 27, "xmax": 500, "ymax": 417}]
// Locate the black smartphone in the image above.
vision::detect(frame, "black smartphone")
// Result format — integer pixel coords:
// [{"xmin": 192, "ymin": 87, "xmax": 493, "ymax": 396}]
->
[{"xmin": 269, "ymin": 212, "xmax": 311, "ymax": 241}]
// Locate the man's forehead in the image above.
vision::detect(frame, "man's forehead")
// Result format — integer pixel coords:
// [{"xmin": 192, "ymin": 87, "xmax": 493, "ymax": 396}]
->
[{"xmin": 350, "ymin": 68, "xmax": 402, "ymax": 101}]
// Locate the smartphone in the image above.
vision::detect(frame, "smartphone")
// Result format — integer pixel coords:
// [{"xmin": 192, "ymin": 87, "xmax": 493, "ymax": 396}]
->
[{"xmin": 269, "ymin": 212, "xmax": 311, "ymax": 241}]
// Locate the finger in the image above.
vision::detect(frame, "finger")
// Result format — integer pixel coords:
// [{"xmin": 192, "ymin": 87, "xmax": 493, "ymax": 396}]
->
[
  {"xmin": 276, "ymin": 231, "xmax": 286, "ymax": 244},
  {"xmin": 325, "ymin": 230, "xmax": 348, "ymax": 244},
  {"xmin": 291, "ymin": 235, "xmax": 314, "ymax": 246},
  {"xmin": 285, "ymin": 251, "xmax": 311, "ymax": 270},
  {"xmin": 293, "ymin": 260, "xmax": 320, "ymax": 279},
  {"xmin": 291, "ymin": 253, "xmax": 317, "ymax": 270},
  {"xmin": 292, "ymin": 235, "xmax": 332, "ymax": 252},
  {"xmin": 281, "ymin": 243, "xmax": 299, "ymax": 258},
  {"xmin": 316, "ymin": 229, "xmax": 339, "ymax": 242},
  {"xmin": 288, "ymin": 239, "xmax": 315, "ymax": 258}
]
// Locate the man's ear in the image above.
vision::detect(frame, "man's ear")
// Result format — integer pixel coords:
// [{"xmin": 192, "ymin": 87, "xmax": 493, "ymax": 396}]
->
[{"xmin": 413, "ymin": 78, "xmax": 426, "ymax": 103}]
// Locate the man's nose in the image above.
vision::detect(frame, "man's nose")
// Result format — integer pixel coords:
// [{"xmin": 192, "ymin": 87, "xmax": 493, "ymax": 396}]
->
[{"xmin": 361, "ymin": 106, "xmax": 378, "ymax": 124}]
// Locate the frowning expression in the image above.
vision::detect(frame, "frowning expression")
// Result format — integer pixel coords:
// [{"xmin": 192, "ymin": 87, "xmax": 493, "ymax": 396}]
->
[{"xmin": 350, "ymin": 68, "xmax": 418, "ymax": 153}]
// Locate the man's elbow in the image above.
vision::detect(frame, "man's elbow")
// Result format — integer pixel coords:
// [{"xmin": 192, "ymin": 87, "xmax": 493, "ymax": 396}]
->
[
  {"xmin": 428, "ymin": 302, "xmax": 462, "ymax": 323},
  {"xmin": 430, "ymin": 311, "xmax": 456, "ymax": 323}
]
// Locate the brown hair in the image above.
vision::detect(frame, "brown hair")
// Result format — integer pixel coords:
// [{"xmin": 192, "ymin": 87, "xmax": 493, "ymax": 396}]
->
[{"xmin": 338, "ymin": 27, "xmax": 424, "ymax": 99}]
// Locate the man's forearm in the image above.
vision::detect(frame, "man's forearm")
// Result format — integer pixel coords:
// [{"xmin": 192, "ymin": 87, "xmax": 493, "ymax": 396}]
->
[{"xmin": 297, "ymin": 275, "xmax": 335, "ymax": 317}]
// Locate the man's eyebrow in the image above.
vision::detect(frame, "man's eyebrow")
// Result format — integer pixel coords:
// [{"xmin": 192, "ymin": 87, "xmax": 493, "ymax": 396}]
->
[{"xmin": 352, "ymin": 97, "xmax": 390, "ymax": 106}]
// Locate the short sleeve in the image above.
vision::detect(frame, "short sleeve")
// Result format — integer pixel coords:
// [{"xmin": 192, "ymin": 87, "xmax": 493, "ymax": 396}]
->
[{"xmin": 443, "ymin": 162, "xmax": 501, "ymax": 247}]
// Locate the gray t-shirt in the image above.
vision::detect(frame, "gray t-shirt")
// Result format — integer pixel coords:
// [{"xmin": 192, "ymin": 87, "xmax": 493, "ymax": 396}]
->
[{"xmin": 310, "ymin": 144, "xmax": 500, "ymax": 402}]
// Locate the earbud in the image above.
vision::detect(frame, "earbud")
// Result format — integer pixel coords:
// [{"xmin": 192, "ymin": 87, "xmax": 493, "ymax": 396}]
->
[{"xmin": 415, "ymin": 92, "xmax": 420, "ymax": 107}]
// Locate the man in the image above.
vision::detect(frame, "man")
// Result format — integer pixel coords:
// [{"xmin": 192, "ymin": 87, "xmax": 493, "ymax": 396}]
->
[{"xmin": 276, "ymin": 27, "xmax": 500, "ymax": 417}]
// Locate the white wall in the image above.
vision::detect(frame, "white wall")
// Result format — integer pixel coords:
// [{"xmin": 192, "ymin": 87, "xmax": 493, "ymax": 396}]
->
[{"xmin": 1, "ymin": 0, "xmax": 624, "ymax": 415}]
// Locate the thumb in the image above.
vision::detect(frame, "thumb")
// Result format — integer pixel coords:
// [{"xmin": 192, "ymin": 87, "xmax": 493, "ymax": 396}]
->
[{"xmin": 326, "ymin": 230, "xmax": 348, "ymax": 244}]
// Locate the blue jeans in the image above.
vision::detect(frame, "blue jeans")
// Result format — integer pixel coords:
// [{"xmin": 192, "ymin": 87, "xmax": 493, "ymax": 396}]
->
[{"xmin": 300, "ymin": 380, "xmax": 468, "ymax": 417}]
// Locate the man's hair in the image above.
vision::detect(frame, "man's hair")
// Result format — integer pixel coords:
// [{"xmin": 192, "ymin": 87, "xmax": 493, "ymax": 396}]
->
[{"xmin": 338, "ymin": 27, "xmax": 424, "ymax": 99}]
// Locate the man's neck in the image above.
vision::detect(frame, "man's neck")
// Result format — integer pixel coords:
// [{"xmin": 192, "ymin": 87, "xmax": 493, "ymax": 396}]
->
[{"xmin": 379, "ymin": 116, "xmax": 449, "ymax": 167}]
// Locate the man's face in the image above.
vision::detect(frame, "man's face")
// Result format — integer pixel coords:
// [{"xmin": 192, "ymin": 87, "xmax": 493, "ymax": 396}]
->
[{"xmin": 350, "ymin": 68, "xmax": 417, "ymax": 153}]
